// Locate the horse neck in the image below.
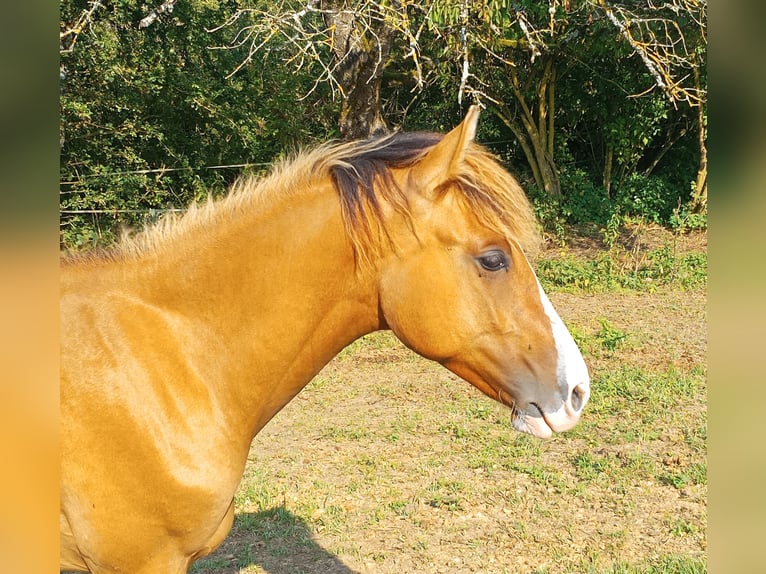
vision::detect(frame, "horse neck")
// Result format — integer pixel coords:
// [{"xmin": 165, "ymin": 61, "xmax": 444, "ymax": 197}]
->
[{"xmin": 128, "ymin": 181, "xmax": 382, "ymax": 438}]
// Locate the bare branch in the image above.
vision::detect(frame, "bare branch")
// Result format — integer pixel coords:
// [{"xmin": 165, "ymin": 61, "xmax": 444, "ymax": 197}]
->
[
  {"xmin": 60, "ymin": 0, "xmax": 105, "ymax": 54},
  {"xmin": 457, "ymin": 0, "xmax": 469, "ymax": 105},
  {"xmin": 596, "ymin": 0, "xmax": 707, "ymax": 107},
  {"xmin": 208, "ymin": 1, "xmax": 429, "ymax": 99},
  {"xmin": 139, "ymin": 0, "xmax": 179, "ymax": 30}
]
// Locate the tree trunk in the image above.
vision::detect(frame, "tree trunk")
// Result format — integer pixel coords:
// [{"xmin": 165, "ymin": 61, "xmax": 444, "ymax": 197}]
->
[
  {"xmin": 690, "ymin": 65, "xmax": 707, "ymax": 213},
  {"xmin": 494, "ymin": 108, "xmax": 544, "ymax": 192},
  {"xmin": 603, "ymin": 144, "xmax": 613, "ymax": 198},
  {"xmin": 321, "ymin": 1, "xmax": 393, "ymax": 139},
  {"xmin": 642, "ymin": 120, "xmax": 688, "ymax": 177},
  {"xmin": 545, "ymin": 60, "xmax": 555, "ymax": 159},
  {"xmin": 506, "ymin": 60, "xmax": 561, "ymax": 196}
]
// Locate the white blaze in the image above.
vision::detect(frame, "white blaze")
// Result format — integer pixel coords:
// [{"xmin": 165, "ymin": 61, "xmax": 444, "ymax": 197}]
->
[{"xmin": 534, "ymin": 281, "xmax": 591, "ymax": 432}]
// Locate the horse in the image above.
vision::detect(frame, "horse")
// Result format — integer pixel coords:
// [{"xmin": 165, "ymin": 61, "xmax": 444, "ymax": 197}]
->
[{"xmin": 60, "ymin": 106, "xmax": 590, "ymax": 573}]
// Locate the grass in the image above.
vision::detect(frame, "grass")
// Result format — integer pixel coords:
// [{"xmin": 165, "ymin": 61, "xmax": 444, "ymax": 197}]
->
[
  {"xmin": 191, "ymin": 226, "xmax": 707, "ymax": 574},
  {"xmin": 577, "ymin": 555, "xmax": 707, "ymax": 574},
  {"xmin": 536, "ymin": 241, "xmax": 707, "ymax": 293}
]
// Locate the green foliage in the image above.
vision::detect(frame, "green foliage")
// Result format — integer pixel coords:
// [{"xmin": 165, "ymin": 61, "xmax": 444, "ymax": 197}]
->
[
  {"xmin": 595, "ymin": 319, "xmax": 628, "ymax": 352},
  {"xmin": 659, "ymin": 462, "xmax": 707, "ymax": 490},
  {"xmin": 558, "ymin": 170, "xmax": 615, "ymax": 226},
  {"xmin": 531, "ymin": 168, "xmax": 698, "ymax": 234},
  {"xmin": 536, "ymin": 245, "xmax": 706, "ymax": 293},
  {"xmin": 581, "ymin": 555, "xmax": 707, "ymax": 574},
  {"xmin": 60, "ymin": 0, "xmax": 706, "ymax": 249},
  {"xmin": 587, "ymin": 365, "xmax": 704, "ymax": 424},
  {"xmin": 670, "ymin": 204, "xmax": 708, "ymax": 233},
  {"xmin": 615, "ymin": 173, "xmax": 679, "ymax": 223},
  {"xmin": 426, "ymin": 478, "xmax": 464, "ymax": 511},
  {"xmin": 60, "ymin": 0, "xmax": 336, "ymax": 250}
]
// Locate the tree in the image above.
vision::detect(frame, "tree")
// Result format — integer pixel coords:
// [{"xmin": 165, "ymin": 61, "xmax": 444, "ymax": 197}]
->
[
  {"xmin": 214, "ymin": 0, "xmax": 707, "ymax": 207},
  {"xmin": 211, "ymin": 0, "xmax": 431, "ymax": 138},
  {"xmin": 426, "ymin": 0, "xmax": 705, "ymax": 213},
  {"xmin": 595, "ymin": 0, "xmax": 707, "ymax": 212},
  {"xmin": 59, "ymin": 0, "xmax": 335, "ymax": 249},
  {"xmin": 427, "ymin": 0, "xmax": 596, "ymax": 197},
  {"xmin": 59, "ymin": 0, "xmax": 707, "ymax": 250}
]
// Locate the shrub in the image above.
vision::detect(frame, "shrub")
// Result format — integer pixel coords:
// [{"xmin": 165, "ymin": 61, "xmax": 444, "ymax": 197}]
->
[{"xmin": 614, "ymin": 173, "xmax": 678, "ymax": 223}]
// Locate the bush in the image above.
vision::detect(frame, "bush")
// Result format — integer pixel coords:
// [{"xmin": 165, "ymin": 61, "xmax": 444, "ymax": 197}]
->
[
  {"xmin": 530, "ymin": 167, "xmax": 703, "ymax": 241},
  {"xmin": 669, "ymin": 204, "xmax": 707, "ymax": 233},
  {"xmin": 558, "ymin": 169, "xmax": 615, "ymax": 225},
  {"xmin": 614, "ymin": 173, "xmax": 679, "ymax": 223}
]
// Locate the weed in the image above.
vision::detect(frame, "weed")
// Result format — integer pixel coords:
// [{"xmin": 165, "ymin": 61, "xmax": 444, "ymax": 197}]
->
[
  {"xmin": 367, "ymin": 507, "xmax": 385, "ymax": 525},
  {"xmin": 596, "ymin": 318, "xmax": 629, "ymax": 352},
  {"xmin": 669, "ymin": 518, "xmax": 699, "ymax": 537},
  {"xmin": 572, "ymin": 451, "xmax": 612, "ymax": 480},
  {"xmin": 440, "ymin": 420, "xmax": 468, "ymax": 439},
  {"xmin": 603, "ymin": 210, "xmax": 624, "ymax": 249},
  {"xmin": 427, "ymin": 495, "xmax": 462, "ymax": 511},
  {"xmin": 312, "ymin": 504, "xmax": 347, "ymax": 534},
  {"xmin": 385, "ymin": 431, "xmax": 400, "ymax": 443},
  {"xmin": 337, "ymin": 331, "xmax": 400, "ymax": 359},
  {"xmin": 387, "ymin": 499, "xmax": 410, "ymax": 517},
  {"xmin": 189, "ymin": 555, "xmax": 231, "ymax": 572},
  {"xmin": 369, "ymin": 550, "xmax": 387, "ymax": 562},
  {"xmin": 589, "ymin": 365, "xmax": 703, "ymax": 419},
  {"xmin": 659, "ymin": 462, "xmax": 707, "ymax": 489},
  {"xmin": 537, "ymin": 243, "xmax": 706, "ymax": 293},
  {"xmin": 426, "ymin": 478, "xmax": 465, "ymax": 511},
  {"xmin": 321, "ymin": 426, "xmax": 368, "ymax": 441},
  {"xmin": 234, "ymin": 468, "xmax": 279, "ymax": 510},
  {"xmin": 683, "ymin": 424, "xmax": 707, "ymax": 453},
  {"xmin": 504, "ymin": 461, "xmax": 567, "ymax": 492},
  {"xmin": 670, "ymin": 204, "xmax": 707, "ymax": 233}
]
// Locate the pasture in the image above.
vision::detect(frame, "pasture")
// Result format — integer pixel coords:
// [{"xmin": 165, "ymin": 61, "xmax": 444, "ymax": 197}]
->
[{"xmin": 191, "ymin": 225, "xmax": 707, "ymax": 574}]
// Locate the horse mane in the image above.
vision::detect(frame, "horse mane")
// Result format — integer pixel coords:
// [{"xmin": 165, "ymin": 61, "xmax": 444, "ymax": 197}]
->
[
  {"xmin": 315, "ymin": 131, "xmax": 542, "ymax": 265},
  {"xmin": 64, "ymin": 131, "xmax": 540, "ymax": 266}
]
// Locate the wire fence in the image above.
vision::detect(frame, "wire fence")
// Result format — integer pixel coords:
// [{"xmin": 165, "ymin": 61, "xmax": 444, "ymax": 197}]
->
[
  {"xmin": 59, "ymin": 161, "xmax": 271, "ymax": 185},
  {"xmin": 59, "ymin": 137, "xmax": 523, "ymax": 216},
  {"xmin": 59, "ymin": 161, "xmax": 273, "ymax": 216}
]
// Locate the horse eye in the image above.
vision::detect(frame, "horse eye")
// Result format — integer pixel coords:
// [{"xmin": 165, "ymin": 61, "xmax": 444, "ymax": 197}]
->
[{"xmin": 477, "ymin": 250, "xmax": 508, "ymax": 272}]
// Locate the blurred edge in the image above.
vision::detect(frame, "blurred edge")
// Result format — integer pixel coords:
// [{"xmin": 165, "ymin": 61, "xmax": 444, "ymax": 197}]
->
[
  {"xmin": 708, "ymin": 0, "xmax": 766, "ymax": 572},
  {"xmin": 0, "ymin": 1, "xmax": 60, "ymax": 572}
]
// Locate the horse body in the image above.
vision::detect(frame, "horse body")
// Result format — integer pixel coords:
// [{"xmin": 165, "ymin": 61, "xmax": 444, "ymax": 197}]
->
[
  {"xmin": 61, "ymin": 182, "xmax": 376, "ymax": 572},
  {"xmin": 60, "ymin": 108, "xmax": 590, "ymax": 572}
]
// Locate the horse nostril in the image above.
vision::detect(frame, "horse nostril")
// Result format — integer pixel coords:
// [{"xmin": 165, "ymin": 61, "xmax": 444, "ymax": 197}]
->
[{"xmin": 571, "ymin": 384, "xmax": 587, "ymax": 412}]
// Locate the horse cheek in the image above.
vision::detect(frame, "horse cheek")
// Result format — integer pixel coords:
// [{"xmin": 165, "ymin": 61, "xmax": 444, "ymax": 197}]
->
[{"xmin": 380, "ymin": 264, "xmax": 462, "ymax": 361}]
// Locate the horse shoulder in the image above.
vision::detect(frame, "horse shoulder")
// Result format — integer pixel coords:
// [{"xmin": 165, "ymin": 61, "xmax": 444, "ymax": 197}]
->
[{"xmin": 61, "ymin": 273, "xmax": 247, "ymax": 569}]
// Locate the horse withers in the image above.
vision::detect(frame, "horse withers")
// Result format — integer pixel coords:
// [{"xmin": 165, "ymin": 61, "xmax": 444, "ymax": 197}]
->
[{"xmin": 60, "ymin": 106, "xmax": 589, "ymax": 573}]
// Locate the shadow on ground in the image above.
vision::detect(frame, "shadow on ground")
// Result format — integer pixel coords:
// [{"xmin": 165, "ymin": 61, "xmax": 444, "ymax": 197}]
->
[{"xmin": 190, "ymin": 506, "xmax": 359, "ymax": 574}]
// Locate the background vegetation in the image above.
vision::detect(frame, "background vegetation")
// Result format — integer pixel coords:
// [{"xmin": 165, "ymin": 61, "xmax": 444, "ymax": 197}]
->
[{"xmin": 60, "ymin": 0, "xmax": 706, "ymax": 250}]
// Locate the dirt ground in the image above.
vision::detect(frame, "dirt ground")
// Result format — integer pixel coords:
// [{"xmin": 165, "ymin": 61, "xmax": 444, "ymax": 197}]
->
[{"xmin": 193, "ymin": 230, "xmax": 707, "ymax": 574}]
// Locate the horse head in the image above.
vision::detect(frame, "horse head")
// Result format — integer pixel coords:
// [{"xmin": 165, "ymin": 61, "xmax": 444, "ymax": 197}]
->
[{"xmin": 376, "ymin": 107, "xmax": 590, "ymax": 438}]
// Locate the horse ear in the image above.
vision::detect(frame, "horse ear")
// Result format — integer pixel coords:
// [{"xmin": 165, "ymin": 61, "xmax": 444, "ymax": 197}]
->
[{"xmin": 411, "ymin": 105, "xmax": 480, "ymax": 195}]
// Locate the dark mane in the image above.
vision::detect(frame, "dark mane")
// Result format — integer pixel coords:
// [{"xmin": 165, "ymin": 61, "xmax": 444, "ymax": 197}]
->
[
  {"xmin": 320, "ymin": 131, "xmax": 541, "ymax": 265},
  {"xmin": 325, "ymin": 132, "xmax": 443, "ymax": 264}
]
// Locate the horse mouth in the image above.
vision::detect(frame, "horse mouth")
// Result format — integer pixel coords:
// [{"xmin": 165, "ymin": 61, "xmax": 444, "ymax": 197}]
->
[{"xmin": 498, "ymin": 389, "xmax": 554, "ymax": 439}]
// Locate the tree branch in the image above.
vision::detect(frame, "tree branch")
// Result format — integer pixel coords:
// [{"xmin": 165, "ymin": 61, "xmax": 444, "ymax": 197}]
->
[
  {"xmin": 139, "ymin": 0, "xmax": 178, "ymax": 30},
  {"xmin": 596, "ymin": 0, "xmax": 706, "ymax": 107},
  {"xmin": 60, "ymin": 0, "xmax": 105, "ymax": 54}
]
